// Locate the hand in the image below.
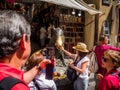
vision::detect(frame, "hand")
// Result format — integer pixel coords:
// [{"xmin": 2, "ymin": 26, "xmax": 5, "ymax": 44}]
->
[
  {"xmin": 69, "ymin": 61, "xmax": 74, "ymax": 68},
  {"xmin": 88, "ymin": 71, "xmax": 91, "ymax": 76},
  {"xmin": 39, "ymin": 59, "xmax": 51, "ymax": 69},
  {"xmin": 96, "ymin": 73, "xmax": 103, "ymax": 80}
]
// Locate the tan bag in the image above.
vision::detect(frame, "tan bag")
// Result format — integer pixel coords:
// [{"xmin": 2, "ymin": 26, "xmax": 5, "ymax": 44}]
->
[{"xmin": 87, "ymin": 46, "xmax": 98, "ymax": 73}]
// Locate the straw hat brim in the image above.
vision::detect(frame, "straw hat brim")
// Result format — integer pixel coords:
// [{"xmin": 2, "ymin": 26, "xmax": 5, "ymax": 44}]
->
[{"xmin": 73, "ymin": 46, "xmax": 89, "ymax": 53}]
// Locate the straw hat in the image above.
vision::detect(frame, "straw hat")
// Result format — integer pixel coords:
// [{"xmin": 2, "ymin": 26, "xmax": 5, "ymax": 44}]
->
[{"xmin": 73, "ymin": 42, "xmax": 89, "ymax": 53}]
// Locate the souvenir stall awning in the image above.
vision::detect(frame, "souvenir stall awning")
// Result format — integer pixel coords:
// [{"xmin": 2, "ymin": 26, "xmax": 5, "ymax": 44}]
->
[
  {"xmin": 15, "ymin": 0, "xmax": 102, "ymax": 15},
  {"xmin": 40, "ymin": 0, "xmax": 102, "ymax": 15}
]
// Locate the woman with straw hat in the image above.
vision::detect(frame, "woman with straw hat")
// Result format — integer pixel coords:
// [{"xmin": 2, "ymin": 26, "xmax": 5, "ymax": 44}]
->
[{"xmin": 58, "ymin": 42, "xmax": 90, "ymax": 90}]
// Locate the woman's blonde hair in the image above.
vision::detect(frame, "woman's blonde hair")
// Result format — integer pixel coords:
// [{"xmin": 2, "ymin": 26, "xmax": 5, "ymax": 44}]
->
[{"xmin": 104, "ymin": 50, "xmax": 120, "ymax": 68}]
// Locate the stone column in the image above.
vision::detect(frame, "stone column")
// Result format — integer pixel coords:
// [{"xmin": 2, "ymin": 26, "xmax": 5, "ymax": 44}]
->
[{"xmin": 84, "ymin": 12, "xmax": 95, "ymax": 50}]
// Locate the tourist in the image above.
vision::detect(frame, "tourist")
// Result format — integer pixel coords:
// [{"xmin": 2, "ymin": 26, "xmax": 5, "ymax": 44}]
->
[
  {"xmin": 58, "ymin": 42, "xmax": 90, "ymax": 90},
  {"xmin": 39, "ymin": 26, "xmax": 46, "ymax": 48},
  {"xmin": 26, "ymin": 49, "xmax": 57, "ymax": 90},
  {"xmin": 0, "ymin": 10, "xmax": 39, "ymax": 89},
  {"xmin": 93, "ymin": 35, "xmax": 120, "ymax": 89},
  {"xmin": 97, "ymin": 50, "xmax": 120, "ymax": 90}
]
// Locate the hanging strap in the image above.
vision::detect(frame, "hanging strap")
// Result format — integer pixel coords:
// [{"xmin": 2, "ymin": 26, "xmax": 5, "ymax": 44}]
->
[
  {"xmin": 92, "ymin": 46, "xmax": 96, "ymax": 52},
  {"xmin": 33, "ymin": 79, "xmax": 41, "ymax": 90},
  {"xmin": 0, "ymin": 76, "xmax": 26, "ymax": 90}
]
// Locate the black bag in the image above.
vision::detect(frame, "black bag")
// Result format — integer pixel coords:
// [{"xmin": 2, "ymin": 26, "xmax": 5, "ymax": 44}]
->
[
  {"xmin": 0, "ymin": 76, "xmax": 26, "ymax": 90},
  {"xmin": 67, "ymin": 66, "xmax": 78, "ymax": 81},
  {"xmin": 66, "ymin": 56, "xmax": 79, "ymax": 81}
]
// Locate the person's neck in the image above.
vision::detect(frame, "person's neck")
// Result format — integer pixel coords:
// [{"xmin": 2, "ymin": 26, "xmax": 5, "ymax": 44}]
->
[
  {"xmin": 0, "ymin": 56, "xmax": 23, "ymax": 70},
  {"xmin": 99, "ymin": 42, "xmax": 105, "ymax": 45},
  {"xmin": 106, "ymin": 67, "xmax": 114, "ymax": 73}
]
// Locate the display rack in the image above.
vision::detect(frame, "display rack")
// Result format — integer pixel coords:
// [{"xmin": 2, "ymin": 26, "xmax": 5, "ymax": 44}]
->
[{"xmin": 59, "ymin": 12, "xmax": 84, "ymax": 53}]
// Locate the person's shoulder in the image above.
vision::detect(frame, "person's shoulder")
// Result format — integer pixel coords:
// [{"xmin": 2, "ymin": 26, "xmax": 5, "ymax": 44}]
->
[
  {"xmin": 95, "ymin": 44, "xmax": 109, "ymax": 49},
  {"xmin": 12, "ymin": 83, "xmax": 29, "ymax": 90},
  {"xmin": 85, "ymin": 56, "xmax": 90, "ymax": 60},
  {"xmin": 0, "ymin": 76, "xmax": 29, "ymax": 90},
  {"xmin": 82, "ymin": 56, "xmax": 90, "ymax": 61},
  {"xmin": 104, "ymin": 73, "xmax": 118, "ymax": 81}
]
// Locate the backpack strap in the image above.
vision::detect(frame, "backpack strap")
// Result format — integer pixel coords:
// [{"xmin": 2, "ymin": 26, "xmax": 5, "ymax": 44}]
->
[
  {"xmin": 33, "ymin": 79, "xmax": 41, "ymax": 90},
  {"xmin": 0, "ymin": 76, "xmax": 26, "ymax": 90},
  {"xmin": 92, "ymin": 46, "xmax": 96, "ymax": 52}
]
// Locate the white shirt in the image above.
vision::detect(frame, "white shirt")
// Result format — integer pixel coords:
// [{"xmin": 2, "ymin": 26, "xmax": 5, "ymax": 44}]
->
[
  {"xmin": 47, "ymin": 26, "xmax": 52, "ymax": 39},
  {"xmin": 28, "ymin": 73, "xmax": 57, "ymax": 90},
  {"xmin": 40, "ymin": 27, "xmax": 46, "ymax": 39},
  {"xmin": 77, "ymin": 56, "xmax": 90, "ymax": 79}
]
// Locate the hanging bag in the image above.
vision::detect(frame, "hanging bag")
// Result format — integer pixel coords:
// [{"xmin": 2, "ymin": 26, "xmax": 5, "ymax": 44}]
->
[
  {"xmin": 66, "ymin": 56, "xmax": 79, "ymax": 81},
  {"xmin": 87, "ymin": 46, "xmax": 98, "ymax": 73}
]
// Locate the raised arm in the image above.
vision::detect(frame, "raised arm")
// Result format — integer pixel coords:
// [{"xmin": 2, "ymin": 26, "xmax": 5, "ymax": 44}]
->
[
  {"xmin": 60, "ymin": 46, "xmax": 76, "ymax": 59},
  {"xmin": 23, "ymin": 66, "xmax": 41, "ymax": 84}
]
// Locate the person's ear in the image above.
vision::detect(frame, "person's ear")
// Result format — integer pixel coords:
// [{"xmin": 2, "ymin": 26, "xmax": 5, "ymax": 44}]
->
[{"xmin": 19, "ymin": 34, "xmax": 26, "ymax": 50}]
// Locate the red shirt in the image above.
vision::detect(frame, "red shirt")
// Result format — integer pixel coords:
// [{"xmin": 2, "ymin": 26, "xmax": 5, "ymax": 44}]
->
[
  {"xmin": 95, "ymin": 44, "xmax": 120, "ymax": 75},
  {"xmin": 98, "ymin": 70, "xmax": 119, "ymax": 90},
  {"xmin": 0, "ymin": 63, "xmax": 29, "ymax": 90}
]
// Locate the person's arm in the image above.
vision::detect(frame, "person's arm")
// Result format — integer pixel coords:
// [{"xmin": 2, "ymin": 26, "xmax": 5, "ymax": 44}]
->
[
  {"xmin": 70, "ymin": 61, "xmax": 89, "ymax": 74},
  {"xmin": 60, "ymin": 46, "xmax": 75, "ymax": 59},
  {"xmin": 109, "ymin": 46, "xmax": 120, "ymax": 52},
  {"xmin": 23, "ymin": 66, "xmax": 41, "ymax": 84}
]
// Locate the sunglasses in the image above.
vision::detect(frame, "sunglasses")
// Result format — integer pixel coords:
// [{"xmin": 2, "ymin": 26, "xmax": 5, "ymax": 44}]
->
[{"xmin": 102, "ymin": 57, "xmax": 109, "ymax": 62}]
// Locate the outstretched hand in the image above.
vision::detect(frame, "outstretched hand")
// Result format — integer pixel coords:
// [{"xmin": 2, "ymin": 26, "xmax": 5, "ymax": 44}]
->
[{"xmin": 39, "ymin": 59, "xmax": 51, "ymax": 69}]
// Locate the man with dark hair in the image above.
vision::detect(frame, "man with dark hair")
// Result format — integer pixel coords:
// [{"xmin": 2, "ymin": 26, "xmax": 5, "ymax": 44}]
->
[{"xmin": 0, "ymin": 10, "xmax": 39, "ymax": 90}]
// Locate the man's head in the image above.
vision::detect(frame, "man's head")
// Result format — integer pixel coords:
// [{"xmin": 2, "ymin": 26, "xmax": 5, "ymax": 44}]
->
[
  {"xmin": 0, "ymin": 10, "xmax": 31, "ymax": 63},
  {"xmin": 99, "ymin": 35, "xmax": 108, "ymax": 45}
]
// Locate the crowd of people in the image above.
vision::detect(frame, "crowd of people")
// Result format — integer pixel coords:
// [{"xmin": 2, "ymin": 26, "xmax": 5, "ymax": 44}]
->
[
  {"xmin": 92, "ymin": 35, "xmax": 120, "ymax": 90},
  {"xmin": 31, "ymin": 22, "xmax": 55, "ymax": 49},
  {"xmin": 0, "ymin": 10, "xmax": 120, "ymax": 90}
]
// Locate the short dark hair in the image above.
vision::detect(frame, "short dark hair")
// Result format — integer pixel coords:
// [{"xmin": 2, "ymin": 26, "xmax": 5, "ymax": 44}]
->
[
  {"xmin": 0, "ymin": 10, "xmax": 31, "ymax": 58},
  {"xmin": 99, "ymin": 35, "xmax": 107, "ymax": 42}
]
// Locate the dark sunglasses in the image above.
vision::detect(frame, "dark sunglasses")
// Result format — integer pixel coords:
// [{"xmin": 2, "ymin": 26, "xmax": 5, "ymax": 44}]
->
[{"xmin": 102, "ymin": 57, "xmax": 109, "ymax": 62}]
